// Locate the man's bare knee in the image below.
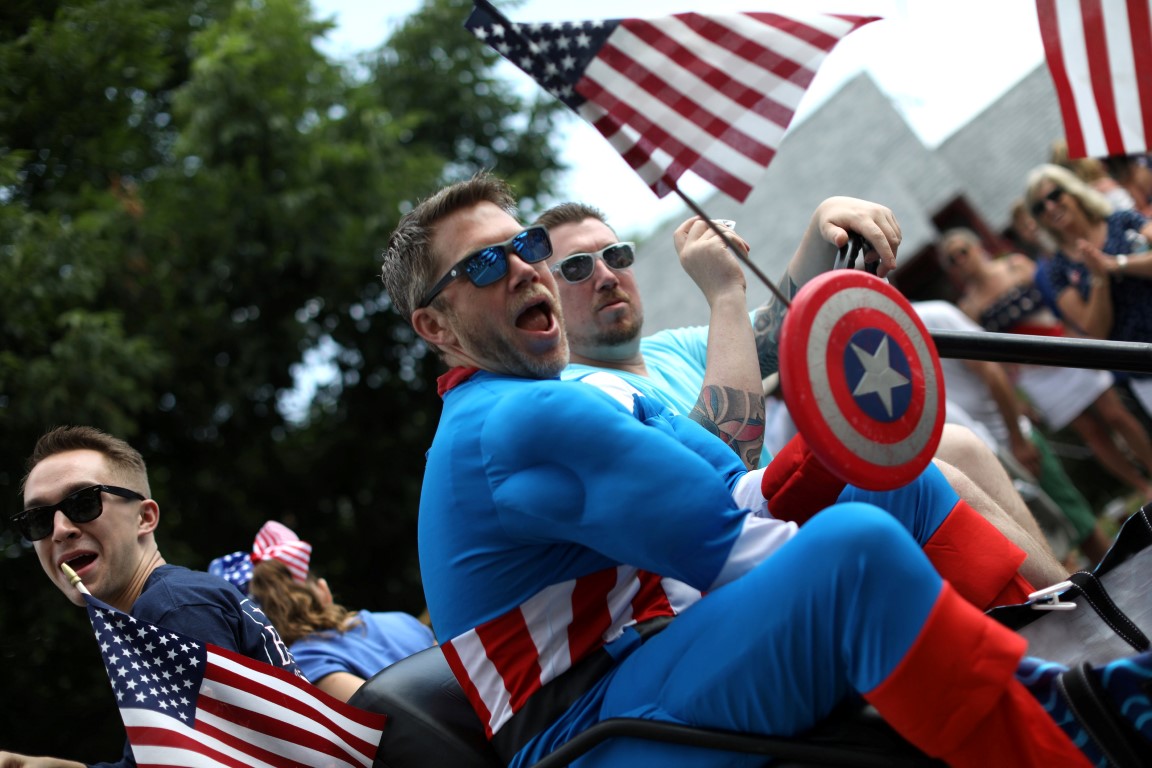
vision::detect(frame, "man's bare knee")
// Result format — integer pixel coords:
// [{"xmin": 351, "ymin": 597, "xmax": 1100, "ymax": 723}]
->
[{"xmin": 935, "ymin": 423, "xmax": 991, "ymax": 471}]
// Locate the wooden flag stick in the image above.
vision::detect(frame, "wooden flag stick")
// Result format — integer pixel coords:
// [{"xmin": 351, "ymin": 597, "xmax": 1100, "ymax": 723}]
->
[{"xmin": 60, "ymin": 562, "xmax": 91, "ymax": 596}]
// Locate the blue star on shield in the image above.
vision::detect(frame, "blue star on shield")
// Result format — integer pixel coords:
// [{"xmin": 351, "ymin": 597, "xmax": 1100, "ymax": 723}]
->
[{"xmin": 843, "ymin": 328, "xmax": 912, "ymax": 422}]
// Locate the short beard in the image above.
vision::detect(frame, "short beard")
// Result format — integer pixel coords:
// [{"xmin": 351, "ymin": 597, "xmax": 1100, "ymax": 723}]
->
[
  {"xmin": 595, "ymin": 321, "xmax": 642, "ymax": 348},
  {"xmin": 447, "ymin": 304, "xmax": 569, "ymax": 379},
  {"xmin": 509, "ymin": 343, "xmax": 569, "ymax": 379},
  {"xmin": 569, "ymin": 309, "xmax": 643, "ymax": 355}
]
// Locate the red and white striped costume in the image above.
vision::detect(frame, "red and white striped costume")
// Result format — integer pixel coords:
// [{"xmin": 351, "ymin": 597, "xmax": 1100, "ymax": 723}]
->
[{"xmin": 441, "ymin": 566, "xmax": 702, "ymax": 738}]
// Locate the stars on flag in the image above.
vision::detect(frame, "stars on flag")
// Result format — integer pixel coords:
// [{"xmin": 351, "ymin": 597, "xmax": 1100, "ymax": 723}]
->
[{"xmin": 90, "ymin": 605, "xmax": 203, "ymax": 722}]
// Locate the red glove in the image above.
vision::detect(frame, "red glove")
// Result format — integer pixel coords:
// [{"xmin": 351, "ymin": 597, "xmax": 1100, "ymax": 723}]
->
[{"xmin": 760, "ymin": 434, "xmax": 847, "ymax": 525}]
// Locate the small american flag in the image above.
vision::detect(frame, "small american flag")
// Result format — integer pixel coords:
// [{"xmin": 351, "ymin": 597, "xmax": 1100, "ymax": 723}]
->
[
  {"xmin": 1037, "ymin": 0, "xmax": 1152, "ymax": 158},
  {"xmin": 85, "ymin": 595, "xmax": 386, "ymax": 767},
  {"xmin": 466, "ymin": 2, "xmax": 878, "ymax": 202}
]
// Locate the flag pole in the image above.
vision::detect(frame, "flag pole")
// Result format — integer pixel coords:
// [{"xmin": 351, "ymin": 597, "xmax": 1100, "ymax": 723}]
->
[{"xmin": 671, "ymin": 186, "xmax": 792, "ymax": 309}]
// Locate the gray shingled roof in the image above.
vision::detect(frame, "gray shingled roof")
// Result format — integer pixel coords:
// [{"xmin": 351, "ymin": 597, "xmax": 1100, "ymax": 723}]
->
[{"xmin": 629, "ymin": 64, "xmax": 1064, "ymax": 332}]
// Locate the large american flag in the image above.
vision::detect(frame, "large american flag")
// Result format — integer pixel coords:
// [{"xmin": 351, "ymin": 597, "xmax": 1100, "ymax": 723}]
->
[
  {"xmin": 85, "ymin": 595, "xmax": 386, "ymax": 767},
  {"xmin": 1037, "ymin": 0, "xmax": 1152, "ymax": 158},
  {"xmin": 466, "ymin": 2, "xmax": 878, "ymax": 202}
]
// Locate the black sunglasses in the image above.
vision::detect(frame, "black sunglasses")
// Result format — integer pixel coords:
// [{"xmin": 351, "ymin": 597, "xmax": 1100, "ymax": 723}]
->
[
  {"xmin": 1030, "ymin": 187, "xmax": 1064, "ymax": 218},
  {"xmin": 550, "ymin": 242, "xmax": 636, "ymax": 284},
  {"xmin": 12, "ymin": 484, "xmax": 145, "ymax": 542},
  {"xmin": 418, "ymin": 226, "xmax": 553, "ymax": 309}
]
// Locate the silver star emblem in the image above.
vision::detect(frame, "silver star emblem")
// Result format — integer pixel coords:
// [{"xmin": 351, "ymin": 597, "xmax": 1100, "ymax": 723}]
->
[{"xmin": 850, "ymin": 336, "xmax": 909, "ymax": 418}]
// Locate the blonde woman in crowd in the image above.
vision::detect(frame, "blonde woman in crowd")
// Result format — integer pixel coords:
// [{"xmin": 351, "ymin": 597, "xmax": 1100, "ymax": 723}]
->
[{"xmin": 940, "ymin": 224, "xmax": 1152, "ymax": 502}]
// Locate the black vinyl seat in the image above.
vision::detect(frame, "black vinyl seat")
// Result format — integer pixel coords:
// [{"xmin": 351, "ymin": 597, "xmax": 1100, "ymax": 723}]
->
[
  {"xmin": 349, "ymin": 645, "xmax": 501, "ymax": 768},
  {"xmin": 349, "ymin": 645, "xmax": 943, "ymax": 768}
]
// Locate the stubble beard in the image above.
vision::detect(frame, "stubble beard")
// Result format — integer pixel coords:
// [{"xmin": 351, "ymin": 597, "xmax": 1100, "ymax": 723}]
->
[
  {"xmin": 570, "ymin": 306, "xmax": 644, "ymax": 356},
  {"xmin": 453, "ymin": 311, "xmax": 570, "ymax": 379}
]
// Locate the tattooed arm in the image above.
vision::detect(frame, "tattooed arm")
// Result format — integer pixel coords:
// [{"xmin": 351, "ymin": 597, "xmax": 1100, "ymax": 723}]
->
[
  {"xmin": 674, "ymin": 218, "xmax": 766, "ymax": 468},
  {"xmin": 673, "ymin": 200, "xmax": 900, "ymax": 467},
  {"xmin": 752, "ymin": 273, "xmax": 796, "ymax": 380},
  {"xmin": 689, "ymin": 384, "xmax": 765, "ymax": 469},
  {"xmin": 754, "ymin": 197, "xmax": 902, "ymax": 378}
]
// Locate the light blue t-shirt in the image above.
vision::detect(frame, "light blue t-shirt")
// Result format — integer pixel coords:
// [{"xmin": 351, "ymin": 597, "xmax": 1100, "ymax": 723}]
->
[
  {"xmin": 563, "ymin": 317, "xmax": 773, "ymax": 466},
  {"xmin": 289, "ymin": 610, "xmax": 435, "ymax": 684}
]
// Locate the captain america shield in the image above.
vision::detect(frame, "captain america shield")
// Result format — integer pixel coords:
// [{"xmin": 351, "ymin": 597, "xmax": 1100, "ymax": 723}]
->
[{"xmin": 779, "ymin": 270, "xmax": 944, "ymax": 490}]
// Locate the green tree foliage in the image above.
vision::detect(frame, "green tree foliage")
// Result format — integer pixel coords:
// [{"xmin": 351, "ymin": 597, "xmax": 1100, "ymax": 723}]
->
[{"xmin": 0, "ymin": 0, "xmax": 563, "ymax": 757}]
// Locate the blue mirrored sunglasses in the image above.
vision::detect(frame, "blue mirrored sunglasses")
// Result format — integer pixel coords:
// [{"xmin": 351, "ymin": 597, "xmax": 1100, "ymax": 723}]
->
[
  {"xmin": 550, "ymin": 242, "xmax": 636, "ymax": 284},
  {"xmin": 418, "ymin": 226, "xmax": 553, "ymax": 309}
]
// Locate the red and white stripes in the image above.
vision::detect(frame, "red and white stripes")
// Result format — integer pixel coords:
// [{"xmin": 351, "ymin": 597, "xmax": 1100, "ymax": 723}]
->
[
  {"xmin": 1038, "ymin": 0, "xmax": 1152, "ymax": 158},
  {"xmin": 440, "ymin": 565, "xmax": 696, "ymax": 738}
]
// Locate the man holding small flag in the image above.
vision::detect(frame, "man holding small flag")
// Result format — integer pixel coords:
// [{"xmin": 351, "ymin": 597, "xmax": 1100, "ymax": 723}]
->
[
  {"xmin": 0, "ymin": 426, "xmax": 383, "ymax": 768},
  {"xmin": 73, "ymin": 590, "xmax": 385, "ymax": 768}
]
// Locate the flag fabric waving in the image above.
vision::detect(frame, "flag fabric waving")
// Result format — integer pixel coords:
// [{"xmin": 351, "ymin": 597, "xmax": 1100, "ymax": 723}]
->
[
  {"xmin": 84, "ymin": 595, "xmax": 386, "ymax": 767},
  {"xmin": 466, "ymin": 2, "xmax": 879, "ymax": 202},
  {"xmin": 1037, "ymin": 0, "xmax": 1152, "ymax": 158}
]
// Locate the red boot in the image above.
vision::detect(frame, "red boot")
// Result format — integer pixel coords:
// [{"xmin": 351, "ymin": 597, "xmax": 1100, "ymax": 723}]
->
[{"xmin": 864, "ymin": 582, "xmax": 1093, "ymax": 767}]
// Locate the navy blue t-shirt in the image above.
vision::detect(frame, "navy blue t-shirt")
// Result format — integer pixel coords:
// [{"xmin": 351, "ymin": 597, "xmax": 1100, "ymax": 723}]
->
[
  {"xmin": 1037, "ymin": 209, "xmax": 1152, "ymax": 380},
  {"xmin": 1039, "ymin": 209, "xmax": 1152, "ymax": 345},
  {"xmin": 89, "ymin": 565, "xmax": 299, "ymax": 768}
]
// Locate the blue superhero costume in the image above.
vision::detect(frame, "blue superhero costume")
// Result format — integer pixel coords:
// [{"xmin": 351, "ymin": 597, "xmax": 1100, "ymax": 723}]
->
[
  {"xmin": 568, "ymin": 352, "xmax": 1033, "ymax": 613},
  {"xmin": 420, "ymin": 368, "xmax": 1073, "ymax": 768}
]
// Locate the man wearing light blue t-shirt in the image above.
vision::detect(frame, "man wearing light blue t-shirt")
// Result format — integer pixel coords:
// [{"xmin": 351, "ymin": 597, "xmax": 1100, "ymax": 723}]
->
[
  {"xmin": 535, "ymin": 201, "xmax": 1066, "ymax": 588},
  {"xmin": 535, "ymin": 198, "xmax": 900, "ymax": 470}
]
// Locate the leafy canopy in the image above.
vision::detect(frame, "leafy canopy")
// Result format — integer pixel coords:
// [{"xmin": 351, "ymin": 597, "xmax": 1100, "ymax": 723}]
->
[{"xmin": 0, "ymin": 0, "xmax": 563, "ymax": 757}]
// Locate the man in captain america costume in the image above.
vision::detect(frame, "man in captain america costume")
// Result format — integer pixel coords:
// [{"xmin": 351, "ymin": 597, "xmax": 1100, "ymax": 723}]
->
[{"xmin": 379, "ymin": 172, "xmax": 1152, "ymax": 768}]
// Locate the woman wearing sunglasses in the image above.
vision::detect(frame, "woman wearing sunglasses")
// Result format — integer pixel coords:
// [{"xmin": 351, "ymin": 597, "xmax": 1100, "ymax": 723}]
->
[
  {"xmin": 939, "ymin": 225, "xmax": 1152, "ymax": 512},
  {"xmin": 1026, "ymin": 163, "xmax": 1152, "ymax": 428}
]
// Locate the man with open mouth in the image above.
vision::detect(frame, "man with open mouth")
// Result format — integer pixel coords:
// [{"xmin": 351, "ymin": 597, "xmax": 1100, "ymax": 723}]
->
[
  {"xmin": 381, "ymin": 171, "xmax": 1152, "ymax": 768},
  {"xmin": 3, "ymin": 425, "xmax": 301, "ymax": 768}
]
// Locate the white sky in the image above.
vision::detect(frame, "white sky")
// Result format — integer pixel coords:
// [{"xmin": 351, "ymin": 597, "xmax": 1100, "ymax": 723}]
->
[{"xmin": 311, "ymin": 0, "xmax": 1046, "ymax": 236}]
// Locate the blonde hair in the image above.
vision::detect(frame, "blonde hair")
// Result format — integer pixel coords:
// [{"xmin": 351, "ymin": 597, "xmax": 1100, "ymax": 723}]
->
[
  {"xmin": 1025, "ymin": 164, "xmax": 1113, "ymax": 242},
  {"xmin": 936, "ymin": 227, "xmax": 983, "ymax": 265}
]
